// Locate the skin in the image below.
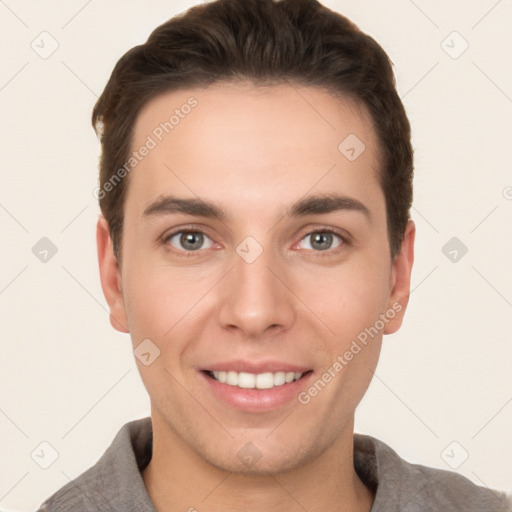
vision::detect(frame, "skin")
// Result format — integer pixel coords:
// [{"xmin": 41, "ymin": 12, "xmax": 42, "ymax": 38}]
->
[{"xmin": 97, "ymin": 82, "xmax": 415, "ymax": 512}]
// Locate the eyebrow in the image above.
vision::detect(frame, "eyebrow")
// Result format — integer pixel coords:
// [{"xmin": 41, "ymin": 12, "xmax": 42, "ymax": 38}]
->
[
  {"xmin": 289, "ymin": 194, "xmax": 371, "ymax": 220},
  {"xmin": 143, "ymin": 196, "xmax": 226, "ymax": 220},
  {"xmin": 142, "ymin": 193, "xmax": 371, "ymax": 222}
]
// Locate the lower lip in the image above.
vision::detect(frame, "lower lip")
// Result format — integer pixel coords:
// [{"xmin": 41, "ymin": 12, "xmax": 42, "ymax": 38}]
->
[{"xmin": 199, "ymin": 371, "xmax": 314, "ymax": 412}]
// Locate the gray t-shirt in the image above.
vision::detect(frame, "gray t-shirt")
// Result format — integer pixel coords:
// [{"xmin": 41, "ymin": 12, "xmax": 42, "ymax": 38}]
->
[{"xmin": 37, "ymin": 417, "xmax": 511, "ymax": 511}]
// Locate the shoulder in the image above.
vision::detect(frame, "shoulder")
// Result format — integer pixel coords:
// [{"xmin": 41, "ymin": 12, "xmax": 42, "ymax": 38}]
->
[
  {"xmin": 355, "ymin": 434, "xmax": 512, "ymax": 512},
  {"xmin": 392, "ymin": 456, "xmax": 511, "ymax": 511},
  {"xmin": 35, "ymin": 457, "xmax": 114, "ymax": 512},
  {"xmin": 36, "ymin": 417, "xmax": 154, "ymax": 512}
]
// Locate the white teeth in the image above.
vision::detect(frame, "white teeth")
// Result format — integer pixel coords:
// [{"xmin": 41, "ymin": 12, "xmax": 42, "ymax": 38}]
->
[
  {"xmin": 238, "ymin": 372, "xmax": 256, "ymax": 388},
  {"xmin": 274, "ymin": 371, "xmax": 286, "ymax": 386},
  {"xmin": 226, "ymin": 371, "xmax": 238, "ymax": 385},
  {"xmin": 255, "ymin": 372, "xmax": 274, "ymax": 389},
  {"xmin": 209, "ymin": 370, "xmax": 305, "ymax": 389}
]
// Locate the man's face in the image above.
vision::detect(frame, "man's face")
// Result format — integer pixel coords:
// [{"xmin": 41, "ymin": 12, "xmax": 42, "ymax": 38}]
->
[{"xmin": 98, "ymin": 82, "xmax": 414, "ymax": 474}]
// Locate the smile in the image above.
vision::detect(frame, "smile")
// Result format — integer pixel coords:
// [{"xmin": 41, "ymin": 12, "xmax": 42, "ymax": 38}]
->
[{"xmin": 206, "ymin": 370, "xmax": 307, "ymax": 389}]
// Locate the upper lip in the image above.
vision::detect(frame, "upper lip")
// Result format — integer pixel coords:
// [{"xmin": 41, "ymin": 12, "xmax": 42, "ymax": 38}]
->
[{"xmin": 202, "ymin": 360, "xmax": 312, "ymax": 374}]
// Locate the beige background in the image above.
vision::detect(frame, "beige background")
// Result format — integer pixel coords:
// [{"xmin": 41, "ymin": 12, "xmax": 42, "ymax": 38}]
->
[{"xmin": 1, "ymin": 0, "xmax": 511, "ymax": 510}]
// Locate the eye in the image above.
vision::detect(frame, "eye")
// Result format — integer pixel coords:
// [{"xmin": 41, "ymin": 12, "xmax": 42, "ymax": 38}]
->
[
  {"xmin": 165, "ymin": 230, "xmax": 214, "ymax": 252},
  {"xmin": 298, "ymin": 230, "xmax": 345, "ymax": 252}
]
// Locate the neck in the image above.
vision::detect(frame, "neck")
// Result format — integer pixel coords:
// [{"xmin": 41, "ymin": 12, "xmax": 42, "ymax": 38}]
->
[{"xmin": 142, "ymin": 410, "xmax": 374, "ymax": 512}]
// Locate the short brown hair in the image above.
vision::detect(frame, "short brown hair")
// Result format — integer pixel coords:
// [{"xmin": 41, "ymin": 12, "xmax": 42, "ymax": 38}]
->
[{"xmin": 93, "ymin": 0, "xmax": 413, "ymax": 261}]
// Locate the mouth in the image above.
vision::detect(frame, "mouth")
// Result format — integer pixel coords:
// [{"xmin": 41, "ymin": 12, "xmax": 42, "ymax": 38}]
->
[
  {"xmin": 199, "ymin": 366, "xmax": 314, "ymax": 412},
  {"xmin": 203, "ymin": 369, "xmax": 312, "ymax": 389}
]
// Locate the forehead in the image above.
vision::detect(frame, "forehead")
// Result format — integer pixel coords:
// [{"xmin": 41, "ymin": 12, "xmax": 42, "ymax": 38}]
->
[{"xmin": 126, "ymin": 82, "xmax": 383, "ymax": 218}]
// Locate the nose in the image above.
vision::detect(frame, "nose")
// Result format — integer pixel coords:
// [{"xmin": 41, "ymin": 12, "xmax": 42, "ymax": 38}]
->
[{"xmin": 217, "ymin": 240, "xmax": 295, "ymax": 340}]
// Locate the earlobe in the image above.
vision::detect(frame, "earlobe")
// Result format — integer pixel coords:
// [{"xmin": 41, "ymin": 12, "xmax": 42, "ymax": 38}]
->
[
  {"xmin": 96, "ymin": 216, "xmax": 130, "ymax": 333},
  {"xmin": 384, "ymin": 219, "xmax": 415, "ymax": 335}
]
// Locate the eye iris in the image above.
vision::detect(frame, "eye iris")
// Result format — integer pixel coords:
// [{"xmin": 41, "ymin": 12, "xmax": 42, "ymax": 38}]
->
[
  {"xmin": 181, "ymin": 232, "xmax": 203, "ymax": 250},
  {"xmin": 311, "ymin": 232, "xmax": 333, "ymax": 251}
]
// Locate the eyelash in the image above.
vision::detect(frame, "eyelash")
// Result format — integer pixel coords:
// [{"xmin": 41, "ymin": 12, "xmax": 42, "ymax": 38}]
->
[
  {"xmin": 162, "ymin": 227, "xmax": 349, "ymax": 258},
  {"xmin": 301, "ymin": 228, "xmax": 348, "ymax": 256},
  {"xmin": 162, "ymin": 229, "xmax": 214, "ymax": 258}
]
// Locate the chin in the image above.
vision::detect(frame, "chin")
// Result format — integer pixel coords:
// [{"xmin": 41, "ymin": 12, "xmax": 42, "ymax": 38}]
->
[{"xmin": 210, "ymin": 450, "xmax": 304, "ymax": 477}]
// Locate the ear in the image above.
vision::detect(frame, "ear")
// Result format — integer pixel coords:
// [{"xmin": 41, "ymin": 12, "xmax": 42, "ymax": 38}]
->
[
  {"xmin": 383, "ymin": 219, "xmax": 415, "ymax": 335},
  {"xmin": 96, "ymin": 216, "xmax": 129, "ymax": 333}
]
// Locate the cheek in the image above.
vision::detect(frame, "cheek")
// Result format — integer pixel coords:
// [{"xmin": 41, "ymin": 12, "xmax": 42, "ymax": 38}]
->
[
  {"xmin": 297, "ymin": 258, "xmax": 391, "ymax": 341},
  {"xmin": 124, "ymin": 282, "xmax": 164, "ymax": 340},
  {"xmin": 122, "ymin": 268, "xmax": 199, "ymax": 401},
  {"xmin": 123, "ymin": 262, "xmax": 217, "ymax": 353},
  {"xmin": 123, "ymin": 265, "xmax": 180, "ymax": 340}
]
